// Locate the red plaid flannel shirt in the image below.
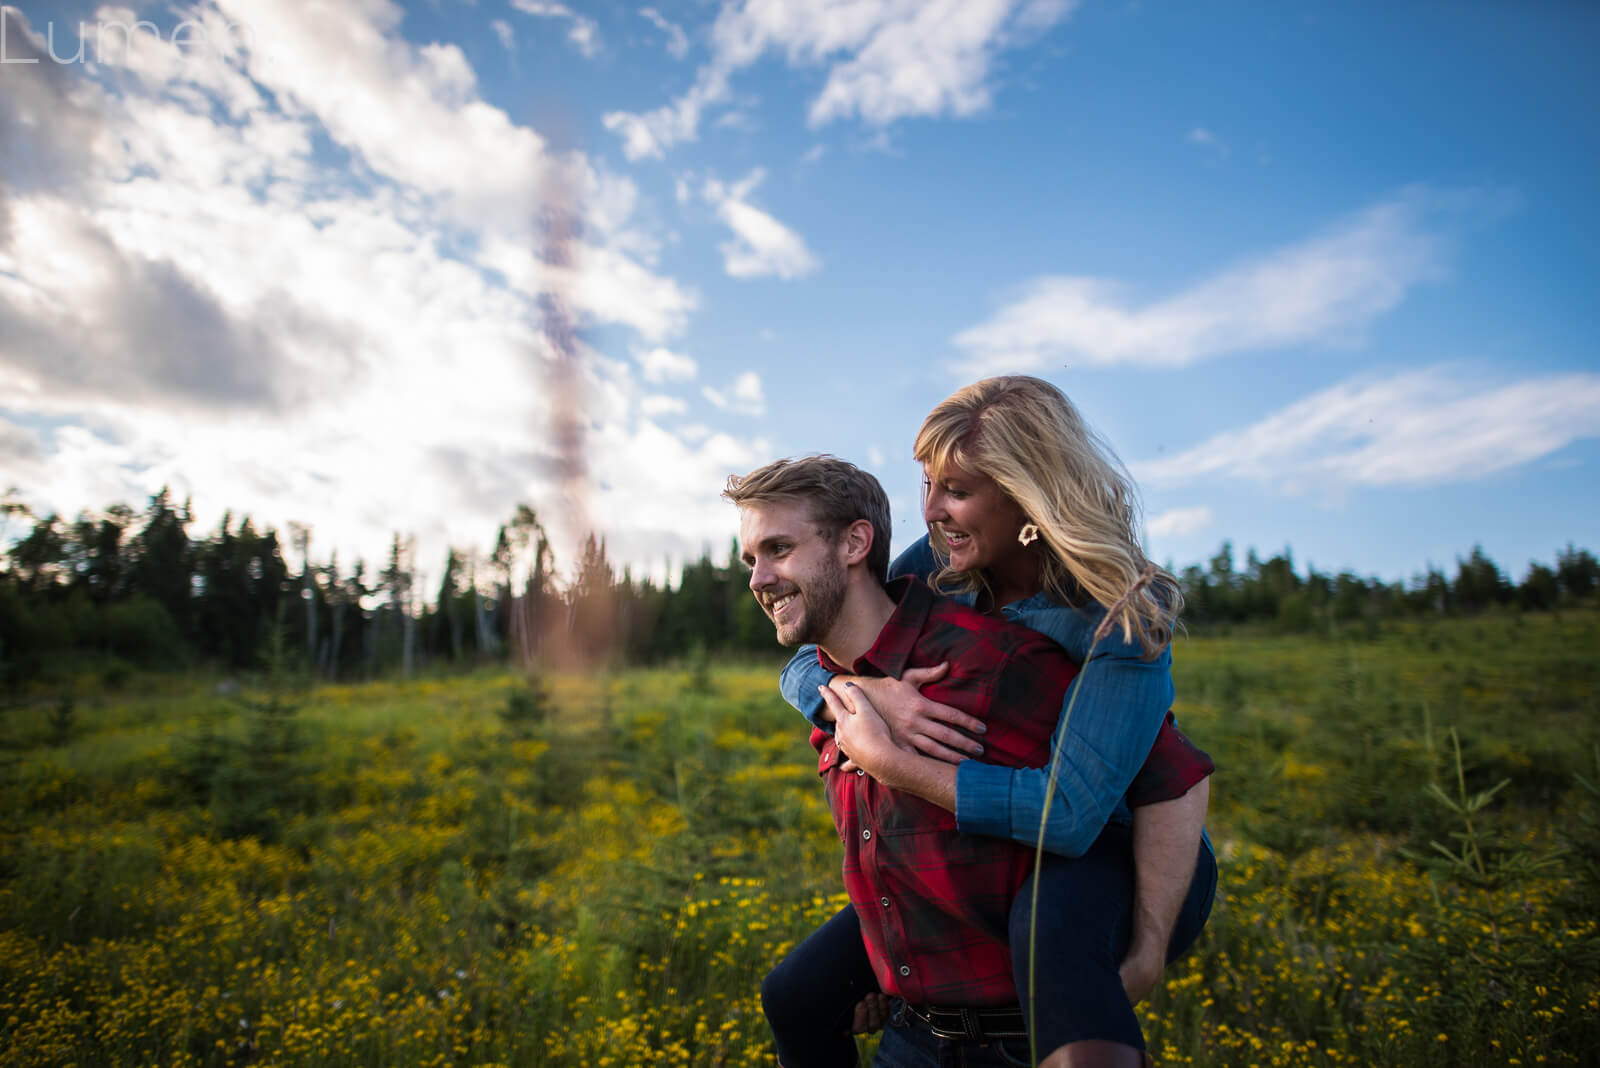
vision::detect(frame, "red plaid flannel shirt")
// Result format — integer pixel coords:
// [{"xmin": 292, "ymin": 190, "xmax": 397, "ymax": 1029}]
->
[
  {"xmin": 812, "ymin": 577, "xmax": 1212, "ymax": 1007},
  {"xmin": 1128, "ymin": 710, "xmax": 1214, "ymax": 808},
  {"xmin": 812, "ymin": 577, "xmax": 1075, "ymax": 1006}
]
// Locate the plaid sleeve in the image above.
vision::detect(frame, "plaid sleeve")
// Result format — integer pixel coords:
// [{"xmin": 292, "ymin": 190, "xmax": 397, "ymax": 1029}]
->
[{"xmin": 1125, "ymin": 712, "xmax": 1215, "ymax": 807}]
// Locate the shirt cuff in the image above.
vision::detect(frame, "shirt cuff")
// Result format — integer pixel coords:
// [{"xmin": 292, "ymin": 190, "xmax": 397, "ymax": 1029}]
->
[
  {"xmin": 954, "ymin": 759, "xmax": 1014, "ymax": 840},
  {"xmin": 780, "ymin": 645, "xmax": 835, "ymax": 732}
]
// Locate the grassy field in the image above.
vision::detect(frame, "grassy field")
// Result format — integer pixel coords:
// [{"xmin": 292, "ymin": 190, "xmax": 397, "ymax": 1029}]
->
[{"xmin": 3, "ymin": 610, "xmax": 1598, "ymax": 1066}]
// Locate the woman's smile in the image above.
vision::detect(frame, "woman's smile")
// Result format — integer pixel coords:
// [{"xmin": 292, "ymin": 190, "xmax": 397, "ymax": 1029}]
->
[{"xmin": 923, "ymin": 461, "xmax": 1028, "ymax": 575}]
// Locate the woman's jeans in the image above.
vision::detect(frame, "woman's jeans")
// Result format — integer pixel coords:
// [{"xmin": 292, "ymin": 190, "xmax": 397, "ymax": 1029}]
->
[{"xmin": 761, "ymin": 826, "xmax": 1217, "ymax": 1067}]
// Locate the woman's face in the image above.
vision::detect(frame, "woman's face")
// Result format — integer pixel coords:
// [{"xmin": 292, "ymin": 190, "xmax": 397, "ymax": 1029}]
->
[{"xmin": 922, "ymin": 459, "xmax": 1029, "ymax": 574}]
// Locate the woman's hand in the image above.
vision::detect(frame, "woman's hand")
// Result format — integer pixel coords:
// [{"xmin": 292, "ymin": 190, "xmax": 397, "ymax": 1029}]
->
[
  {"xmin": 821, "ymin": 684, "xmax": 905, "ymax": 780},
  {"xmin": 828, "ymin": 663, "xmax": 986, "ymax": 764},
  {"xmin": 821, "ymin": 683, "xmax": 961, "ymax": 812}
]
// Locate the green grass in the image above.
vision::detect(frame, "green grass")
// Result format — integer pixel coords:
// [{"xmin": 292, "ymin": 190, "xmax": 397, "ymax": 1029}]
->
[{"xmin": 1, "ymin": 611, "xmax": 1596, "ymax": 1066}]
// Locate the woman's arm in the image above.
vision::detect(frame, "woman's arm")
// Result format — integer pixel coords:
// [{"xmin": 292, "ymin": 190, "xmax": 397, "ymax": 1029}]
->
[
  {"xmin": 781, "ymin": 646, "xmax": 977, "ymax": 752},
  {"xmin": 780, "ymin": 645, "xmax": 834, "ymax": 729},
  {"xmin": 956, "ymin": 606, "xmax": 1174, "ymax": 857}
]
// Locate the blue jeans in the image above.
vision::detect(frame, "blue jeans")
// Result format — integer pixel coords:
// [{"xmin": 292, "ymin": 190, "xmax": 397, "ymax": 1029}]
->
[
  {"xmin": 873, "ymin": 1006, "xmax": 1032, "ymax": 1067},
  {"xmin": 762, "ymin": 826, "xmax": 1217, "ymax": 1067},
  {"xmin": 1013, "ymin": 826, "xmax": 1216, "ymax": 1052}
]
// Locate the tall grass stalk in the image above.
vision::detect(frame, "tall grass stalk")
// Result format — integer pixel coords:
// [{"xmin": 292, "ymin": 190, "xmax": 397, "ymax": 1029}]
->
[{"xmin": 1026, "ymin": 565, "xmax": 1158, "ymax": 1067}]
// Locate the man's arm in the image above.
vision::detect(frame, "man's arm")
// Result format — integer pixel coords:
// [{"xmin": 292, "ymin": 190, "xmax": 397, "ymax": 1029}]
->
[{"xmin": 1123, "ymin": 779, "xmax": 1209, "ymax": 1003}]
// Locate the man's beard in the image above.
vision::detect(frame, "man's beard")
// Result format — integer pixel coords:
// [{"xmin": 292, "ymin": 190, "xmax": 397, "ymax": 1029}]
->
[{"xmin": 774, "ymin": 564, "xmax": 847, "ymax": 648}]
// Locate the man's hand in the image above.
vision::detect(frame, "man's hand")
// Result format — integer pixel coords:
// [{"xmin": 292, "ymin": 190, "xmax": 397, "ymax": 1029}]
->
[
  {"xmin": 828, "ymin": 663, "xmax": 986, "ymax": 764},
  {"xmin": 849, "ymin": 993, "xmax": 891, "ymax": 1034},
  {"xmin": 1118, "ymin": 946, "xmax": 1165, "ymax": 1005}
]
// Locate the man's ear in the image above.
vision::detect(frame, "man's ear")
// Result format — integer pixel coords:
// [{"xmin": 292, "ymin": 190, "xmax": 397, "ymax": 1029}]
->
[{"xmin": 840, "ymin": 518, "xmax": 875, "ymax": 568}]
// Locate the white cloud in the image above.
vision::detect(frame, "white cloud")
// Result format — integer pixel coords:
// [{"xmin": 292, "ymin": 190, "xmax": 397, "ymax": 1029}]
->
[
  {"xmin": 640, "ymin": 394, "xmax": 688, "ymax": 417},
  {"xmin": 491, "ymin": 19, "xmax": 515, "ymax": 52},
  {"xmin": 510, "ymin": 0, "xmax": 600, "ymax": 58},
  {"xmin": 703, "ymin": 371, "xmax": 766, "ymax": 415},
  {"xmin": 640, "ymin": 7, "xmax": 690, "ymax": 59},
  {"xmin": 603, "ymin": 0, "xmax": 1078, "ymax": 159},
  {"xmin": 1146, "ymin": 506, "xmax": 1212, "ymax": 538},
  {"xmin": 638, "ymin": 347, "xmax": 698, "ymax": 383},
  {"xmin": 0, "ymin": 2, "xmax": 756, "ymax": 582},
  {"xmin": 604, "ymin": 63, "xmax": 731, "ymax": 161},
  {"xmin": 702, "ymin": 168, "xmax": 820, "ymax": 280},
  {"xmin": 1131, "ymin": 368, "xmax": 1600, "ymax": 494},
  {"xmin": 952, "ymin": 190, "xmax": 1467, "ymax": 373}
]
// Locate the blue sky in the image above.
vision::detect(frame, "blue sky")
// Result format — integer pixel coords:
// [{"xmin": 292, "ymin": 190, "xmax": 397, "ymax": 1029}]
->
[{"xmin": 1, "ymin": 0, "xmax": 1595, "ymax": 591}]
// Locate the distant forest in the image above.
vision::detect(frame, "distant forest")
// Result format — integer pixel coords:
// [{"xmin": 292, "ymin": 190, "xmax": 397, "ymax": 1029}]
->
[{"xmin": 2, "ymin": 489, "xmax": 1596, "ymax": 685}]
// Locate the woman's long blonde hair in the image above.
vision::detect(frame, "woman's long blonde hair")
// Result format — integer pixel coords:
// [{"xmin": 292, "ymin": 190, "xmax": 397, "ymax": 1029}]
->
[{"xmin": 914, "ymin": 375, "xmax": 1182, "ymax": 658}]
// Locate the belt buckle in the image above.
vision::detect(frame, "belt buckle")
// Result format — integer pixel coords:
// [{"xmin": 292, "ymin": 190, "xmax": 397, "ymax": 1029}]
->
[{"xmin": 913, "ymin": 1006, "xmax": 961, "ymax": 1041}]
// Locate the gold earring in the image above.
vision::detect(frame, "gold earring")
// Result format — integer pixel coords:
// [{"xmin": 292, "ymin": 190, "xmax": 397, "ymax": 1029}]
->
[{"xmin": 1018, "ymin": 523, "xmax": 1040, "ymax": 546}]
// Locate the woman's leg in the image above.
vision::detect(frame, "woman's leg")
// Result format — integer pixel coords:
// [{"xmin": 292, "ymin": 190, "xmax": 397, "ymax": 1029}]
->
[
  {"xmin": 762, "ymin": 904, "xmax": 882, "ymax": 1068},
  {"xmin": 1010, "ymin": 824, "xmax": 1143, "ymax": 1055}
]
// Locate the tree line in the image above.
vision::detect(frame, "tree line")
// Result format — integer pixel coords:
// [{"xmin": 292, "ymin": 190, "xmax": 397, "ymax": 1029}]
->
[
  {"xmin": 1176, "ymin": 540, "xmax": 1598, "ymax": 629},
  {"xmin": 0, "ymin": 490, "xmax": 776, "ymax": 685},
  {"xmin": 1, "ymin": 488, "xmax": 1595, "ymax": 685}
]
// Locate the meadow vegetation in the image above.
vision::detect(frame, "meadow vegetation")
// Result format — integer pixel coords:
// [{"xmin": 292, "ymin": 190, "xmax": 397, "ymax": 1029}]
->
[{"xmin": 2, "ymin": 610, "xmax": 1598, "ymax": 1066}]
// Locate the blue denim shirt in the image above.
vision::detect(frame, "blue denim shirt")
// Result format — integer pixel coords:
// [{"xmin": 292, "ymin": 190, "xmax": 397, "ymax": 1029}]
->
[{"xmin": 779, "ymin": 534, "xmax": 1176, "ymax": 858}]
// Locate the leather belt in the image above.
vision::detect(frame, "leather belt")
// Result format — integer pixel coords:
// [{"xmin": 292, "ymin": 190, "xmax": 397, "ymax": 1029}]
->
[{"xmin": 907, "ymin": 1003, "xmax": 1028, "ymax": 1041}]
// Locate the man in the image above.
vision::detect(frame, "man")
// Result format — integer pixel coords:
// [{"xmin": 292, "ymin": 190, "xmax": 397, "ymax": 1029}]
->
[{"xmin": 726, "ymin": 455, "xmax": 1193, "ymax": 1067}]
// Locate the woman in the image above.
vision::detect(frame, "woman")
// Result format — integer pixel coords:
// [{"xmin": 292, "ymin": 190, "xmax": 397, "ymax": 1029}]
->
[{"xmin": 763, "ymin": 376, "xmax": 1215, "ymax": 1067}]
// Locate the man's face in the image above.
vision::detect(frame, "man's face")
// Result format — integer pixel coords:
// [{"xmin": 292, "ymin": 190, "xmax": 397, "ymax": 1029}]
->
[{"xmin": 738, "ymin": 499, "xmax": 849, "ymax": 648}]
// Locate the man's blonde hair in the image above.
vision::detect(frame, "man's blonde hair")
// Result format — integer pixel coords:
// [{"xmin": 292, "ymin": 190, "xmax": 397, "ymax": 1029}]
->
[
  {"xmin": 723, "ymin": 455, "xmax": 892, "ymax": 583},
  {"xmin": 915, "ymin": 376, "xmax": 1181, "ymax": 657}
]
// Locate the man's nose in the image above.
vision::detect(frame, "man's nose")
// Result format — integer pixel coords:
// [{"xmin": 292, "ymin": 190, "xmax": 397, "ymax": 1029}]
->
[{"xmin": 749, "ymin": 560, "xmax": 773, "ymax": 591}]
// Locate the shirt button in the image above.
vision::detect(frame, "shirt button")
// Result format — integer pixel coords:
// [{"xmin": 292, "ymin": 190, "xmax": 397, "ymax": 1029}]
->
[
  {"xmin": 880, "ymin": 897, "xmax": 890, "ymax": 908},
  {"xmin": 898, "ymin": 965, "xmax": 910, "ymax": 977},
  {"xmin": 862, "ymin": 830, "xmax": 871, "ymax": 840},
  {"xmin": 856, "ymin": 768, "xmax": 865, "ymax": 776}
]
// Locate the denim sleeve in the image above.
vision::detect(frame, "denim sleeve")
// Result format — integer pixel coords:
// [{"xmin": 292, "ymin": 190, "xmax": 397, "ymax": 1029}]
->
[
  {"xmin": 955, "ymin": 600, "xmax": 1173, "ymax": 858},
  {"xmin": 780, "ymin": 645, "xmax": 837, "ymax": 732}
]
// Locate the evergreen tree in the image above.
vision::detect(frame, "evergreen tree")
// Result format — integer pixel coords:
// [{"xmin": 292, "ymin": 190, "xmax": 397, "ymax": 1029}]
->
[
  {"xmin": 128, "ymin": 489, "xmax": 195, "ymax": 637},
  {"xmin": 1556, "ymin": 544, "xmax": 1599, "ymax": 599}
]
